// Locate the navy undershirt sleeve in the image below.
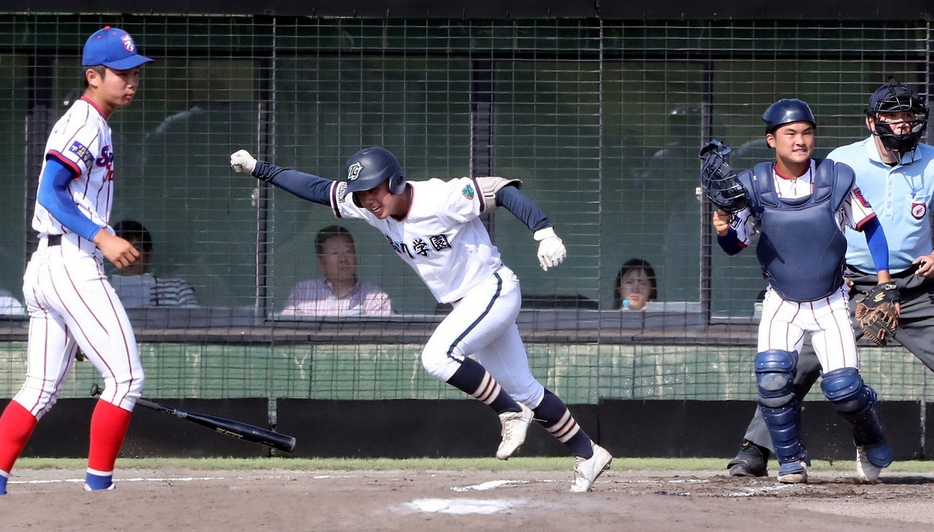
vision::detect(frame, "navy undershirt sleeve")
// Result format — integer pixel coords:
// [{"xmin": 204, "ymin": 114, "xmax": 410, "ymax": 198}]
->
[
  {"xmin": 36, "ymin": 157, "xmax": 102, "ymax": 241},
  {"xmin": 495, "ymin": 185, "xmax": 550, "ymax": 232},
  {"xmin": 252, "ymin": 160, "xmax": 334, "ymax": 206},
  {"xmin": 716, "ymin": 227, "xmax": 743, "ymax": 256},
  {"xmin": 862, "ymin": 216, "xmax": 890, "ymax": 273}
]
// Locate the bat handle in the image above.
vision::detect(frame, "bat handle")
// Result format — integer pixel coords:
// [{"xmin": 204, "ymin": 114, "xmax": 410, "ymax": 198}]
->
[{"xmin": 90, "ymin": 383, "xmax": 102, "ymax": 397}]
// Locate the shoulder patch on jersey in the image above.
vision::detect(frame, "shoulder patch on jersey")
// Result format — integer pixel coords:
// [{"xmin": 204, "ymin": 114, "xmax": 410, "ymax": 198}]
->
[
  {"xmin": 68, "ymin": 141, "xmax": 94, "ymax": 168},
  {"xmin": 336, "ymin": 181, "xmax": 350, "ymax": 203},
  {"xmin": 462, "ymin": 184, "xmax": 475, "ymax": 200},
  {"xmin": 347, "ymin": 162, "xmax": 363, "ymax": 181}
]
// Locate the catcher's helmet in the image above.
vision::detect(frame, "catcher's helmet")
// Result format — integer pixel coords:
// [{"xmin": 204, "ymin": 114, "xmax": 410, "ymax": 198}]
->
[
  {"xmin": 344, "ymin": 147, "xmax": 406, "ymax": 207},
  {"xmin": 866, "ymin": 80, "xmax": 929, "ymax": 159},
  {"xmin": 762, "ymin": 99, "xmax": 816, "ymax": 134}
]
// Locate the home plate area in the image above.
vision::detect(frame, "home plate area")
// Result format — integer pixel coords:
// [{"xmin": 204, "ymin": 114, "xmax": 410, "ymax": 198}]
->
[{"xmin": 3, "ymin": 468, "xmax": 933, "ymax": 531}]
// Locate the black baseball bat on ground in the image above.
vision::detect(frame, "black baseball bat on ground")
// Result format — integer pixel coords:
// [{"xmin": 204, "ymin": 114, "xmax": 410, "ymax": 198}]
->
[{"xmin": 90, "ymin": 384, "xmax": 296, "ymax": 452}]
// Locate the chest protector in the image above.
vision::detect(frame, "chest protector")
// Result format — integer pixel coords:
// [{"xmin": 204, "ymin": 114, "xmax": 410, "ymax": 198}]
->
[{"xmin": 736, "ymin": 159, "xmax": 854, "ymax": 302}]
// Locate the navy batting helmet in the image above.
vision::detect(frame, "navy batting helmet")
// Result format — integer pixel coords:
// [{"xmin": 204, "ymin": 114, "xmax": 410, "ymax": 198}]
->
[
  {"xmin": 344, "ymin": 147, "xmax": 406, "ymax": 207},
  {"xmin": 866, "ymin": 80, "xmax": 929, "ymax": 159},
  {"xmin": 762, "ymin": 99, "xmax": 816, "ymax": 134}
]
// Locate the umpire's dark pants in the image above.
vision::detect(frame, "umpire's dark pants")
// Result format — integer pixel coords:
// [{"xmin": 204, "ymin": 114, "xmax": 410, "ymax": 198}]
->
[{"xmin": 742, "ymin": 268, "xmax": 934, "ymax": 452}]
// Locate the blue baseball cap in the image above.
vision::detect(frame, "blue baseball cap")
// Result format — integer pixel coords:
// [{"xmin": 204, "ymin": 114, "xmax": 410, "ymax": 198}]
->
[{"xmin": 82, "ymin": 26, "xmax": 153, "ymax": 70}]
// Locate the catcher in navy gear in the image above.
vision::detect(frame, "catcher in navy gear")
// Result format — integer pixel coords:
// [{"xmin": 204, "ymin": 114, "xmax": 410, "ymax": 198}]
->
[
  {"xmin": 714, "ymin": 98, "xmax": 895, "ymax": 484},
  {"xmin": 728, "ymin": 81, "xmax": 934, "ymax": 483}
]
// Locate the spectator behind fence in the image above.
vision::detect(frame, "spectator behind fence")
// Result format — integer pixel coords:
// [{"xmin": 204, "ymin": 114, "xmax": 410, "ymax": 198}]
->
[
  {"xmin": 280, "ymin": 225, "xmax": 394, "ymax": 317},
  {"xmin": 613, "ymin": 258, "xmax": 657, "ymax": 310},
  {"xmin": 110, "ymin": 220, "xmax": 199, "ymax": 308}
]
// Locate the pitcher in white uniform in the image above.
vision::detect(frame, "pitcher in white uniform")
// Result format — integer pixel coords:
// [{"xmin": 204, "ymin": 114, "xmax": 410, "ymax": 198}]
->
[
  {"xmin": 0, "ymin": 27, "xmax": 151, "ymax": 495},
  {"xmin": 231, "ymin": 146, "xmax": 612, "ymax": 492}
]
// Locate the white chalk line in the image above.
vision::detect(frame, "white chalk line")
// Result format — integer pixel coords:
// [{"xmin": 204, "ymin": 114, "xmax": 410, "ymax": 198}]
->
[{"xmin": 10, "ymin": 476, "xmax": 225, "ymax": 486}]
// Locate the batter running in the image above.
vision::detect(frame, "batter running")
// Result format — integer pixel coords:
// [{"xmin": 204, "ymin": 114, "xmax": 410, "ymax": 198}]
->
[
  {"xmin": 0, "ymin": 27, "xmax": 151, "ymax": 494},
  {"xmin": 230, "ymin": 146, "xmax": 612, "ymax": 492}
]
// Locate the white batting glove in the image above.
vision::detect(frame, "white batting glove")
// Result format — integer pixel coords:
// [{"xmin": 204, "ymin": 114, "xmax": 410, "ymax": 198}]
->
[
  {"xmin": 230, "ymin": 150, "xmax": 257, "ymax": 174},
  {"xmin": 533, "ymin": 227, "xmax": 566, "ymax": 271}
]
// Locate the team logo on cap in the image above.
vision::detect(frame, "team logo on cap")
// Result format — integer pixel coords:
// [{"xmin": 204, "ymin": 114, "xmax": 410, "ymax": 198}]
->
[
  {"xmin": 912, "ymin": 202, "xmax": 926, "ymax": 220},
  {"xmin": 347, "ymin": 162, "xmax": 362, "ymax": 181},
  {"xmin": 121, "ymin": 34, "xmax": 136, "ymax": 53}
]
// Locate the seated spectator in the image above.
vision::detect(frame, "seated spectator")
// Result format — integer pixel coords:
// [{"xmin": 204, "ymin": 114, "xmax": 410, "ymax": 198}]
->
[
  {"xmin": 110, "ymin": 220, "xmax": 199, "ymax": 308},
  {"xmin": 280, "ymin": 225, "xmax": 394, "ymax": 317},
  {"xmin": 612, "ymin": 258, "xmax": 658, "ymax": 311},
  {"xmin": 0, "ymin": 289, "xmax": 25, "ymax": 315}
]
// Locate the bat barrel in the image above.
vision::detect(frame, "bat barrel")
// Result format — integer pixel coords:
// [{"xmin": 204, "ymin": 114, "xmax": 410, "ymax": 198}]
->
[{"xmin": 90, "ymin": 384, "xmax": 296, "ymax": 452}]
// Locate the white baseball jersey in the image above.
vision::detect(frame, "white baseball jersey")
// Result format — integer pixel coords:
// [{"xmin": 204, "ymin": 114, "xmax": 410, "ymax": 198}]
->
[
  {"xmin": 19, "ymin": 96, "xmax": 143, "ymax": 416},
  {"xmin": 330, "ymin": 176, "xmax": 546, "ymax": 407},
  {"xmin": 729, "ymin": 160, "xmax": 876, "ymax": 246},
  {"xmin": 32, "ymin": 97, "xmax": 114, "ymax": 240},
  {"xmin": 334, "ymin": 177, "xmax": 501, "ymax": 304}
]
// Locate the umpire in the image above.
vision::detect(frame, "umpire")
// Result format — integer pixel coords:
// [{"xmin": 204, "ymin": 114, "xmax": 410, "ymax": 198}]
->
[{"xmin": 727, "ymin": 80, "xmax": 934, "ymax": 479}]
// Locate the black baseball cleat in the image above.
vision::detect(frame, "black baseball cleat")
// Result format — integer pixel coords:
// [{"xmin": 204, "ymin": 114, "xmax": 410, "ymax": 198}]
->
[{"xmin": 727, "ymin": 440, "xmax": 770, "ymax": 477}]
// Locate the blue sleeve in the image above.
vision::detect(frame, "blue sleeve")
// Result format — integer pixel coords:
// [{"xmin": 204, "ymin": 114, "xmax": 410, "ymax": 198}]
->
[
  {"xmin": 862, "ymin": 216, "xmax": 890, "ymax": 272},
  {"xmin": 36, "ymin": 157, "xmax": 103, "ymax": 241},
  {"xmin": 717, "ymin": 227, "xmax": 743, "ymax": 256},
  {"xmin": 495, "ymin": 186, "xmax": 550, "ymax": 232},
  {"xmin": 252, "ymin": 160, "xmax": 334, "ymax": 206}
]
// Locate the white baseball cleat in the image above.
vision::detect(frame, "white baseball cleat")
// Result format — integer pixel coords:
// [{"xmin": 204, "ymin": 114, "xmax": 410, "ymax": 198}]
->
[
  {"xmin": 570, "ymin": 443, "xmax": 613, "ymax": 493},
  {"xmin": 496, "ymin": 403, "xmax": 534, "ymax": 460},
  {"xmin": 83, "ymin": 482, "xmax": 116, "ymax": 492},
  {"xmin": 856, "ymin": 446, "xmax": 882, "ymax": 483}
]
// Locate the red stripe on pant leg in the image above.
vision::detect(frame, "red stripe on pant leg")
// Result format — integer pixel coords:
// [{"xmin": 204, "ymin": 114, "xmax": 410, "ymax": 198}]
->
[
  {"xmin": 0, "ymin": 401, "xmax": 38, "ymax": 474},
  {"xmin": 87, "ymin": 400, "xmax": 132, "ymax": 474}
]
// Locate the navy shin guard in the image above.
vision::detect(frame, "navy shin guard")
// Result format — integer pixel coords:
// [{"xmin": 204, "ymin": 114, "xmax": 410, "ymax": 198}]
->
[
  {"xmin": 756, "ymin": 349, "xmax": 809, "ymax": 466},
  {"xmin": 821, "ymin": 367, "xmax": 893, "ymax": 467}
]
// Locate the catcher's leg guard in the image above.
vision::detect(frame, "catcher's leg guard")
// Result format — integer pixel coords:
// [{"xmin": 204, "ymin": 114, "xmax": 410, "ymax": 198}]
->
[
  {"xmin": 755, "ymin": 350, "xmax": 809, "ymax": 468},
  {"xmin": 820, "ymin": 367, "xmax": 893, "ymax": 468}
]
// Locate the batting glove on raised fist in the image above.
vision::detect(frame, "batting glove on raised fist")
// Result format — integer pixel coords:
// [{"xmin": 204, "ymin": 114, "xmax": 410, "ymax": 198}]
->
[
  {"xmin": 533, "ymin": 227, "xmax": 566, "ymax": 271},
  {"xmin": 230, "ymin": 150, "xmax": 257, "ymax": 174}
]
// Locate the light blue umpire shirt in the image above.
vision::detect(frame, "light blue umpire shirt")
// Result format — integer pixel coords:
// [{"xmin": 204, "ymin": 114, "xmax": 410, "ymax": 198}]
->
[{"xmin": 828, "ymin": 137, "xmax": 934, "ymax": 275}]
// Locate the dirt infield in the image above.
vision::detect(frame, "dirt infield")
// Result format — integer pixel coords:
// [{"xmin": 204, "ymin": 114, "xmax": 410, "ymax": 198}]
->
[{"xmin": 2, "ymin": 467, "xmax": 933, "ymax": 531}]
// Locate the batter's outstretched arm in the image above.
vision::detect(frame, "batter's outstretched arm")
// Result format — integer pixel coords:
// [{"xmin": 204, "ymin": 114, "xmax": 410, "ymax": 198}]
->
[
  {"xmin": 251, "ymin": 160, "xmax": 334, "ymax": 205},
  {"xmin": 231, "ymin": 150, "xmax": 333, "ymax": 206},
  {"xmin": 37, "ymin": 157, "xmax": 103, "ymax": 241}
]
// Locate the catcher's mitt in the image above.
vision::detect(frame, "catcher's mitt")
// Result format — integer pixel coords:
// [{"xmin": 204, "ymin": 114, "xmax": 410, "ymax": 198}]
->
[
  {"xmin": 855, "ymin": 282, "xmax": 899, "ymax": 346},
  {"xmin": 699, "ymin": 140, "xmax": 747, "ymax": 213}
]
